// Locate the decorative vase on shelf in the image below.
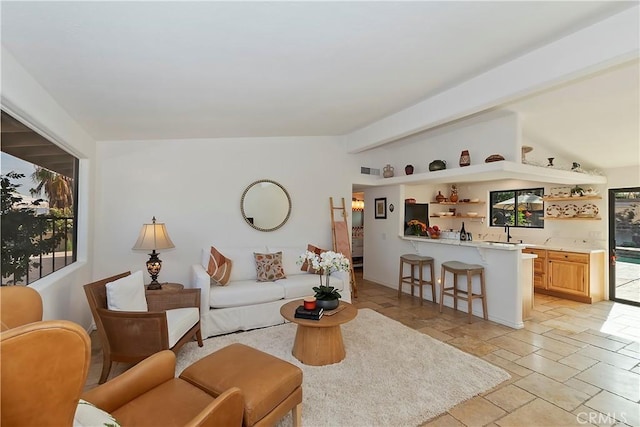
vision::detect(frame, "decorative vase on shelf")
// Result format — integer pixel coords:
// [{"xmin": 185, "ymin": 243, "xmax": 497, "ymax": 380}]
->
[
  {"xmin": 435, "ymin": 191, "xmax": 446, "ymax": 203},
  {"xmin": 449, "ymin": 184, "xmax": 459, "ymax": 202},
  {"xmin": 405, "ymin": 164, "xmax": 414, "ymax": 175},
  {"xmin": 547, "ymin": 158, "xmax": 554, "ymax": 167},
  {"xmin": 383, "ymin": 164, "xmax": 394, "ymax": 178},
  {"xmin": 459, "ymin": 150, "xmax": 470, "ymax": 167}
]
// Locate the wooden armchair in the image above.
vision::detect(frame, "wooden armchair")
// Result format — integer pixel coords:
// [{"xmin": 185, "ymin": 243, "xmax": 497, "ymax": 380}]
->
[
  {"xmin": 0, "ymin": 285, "xmax": 43, "ymax": 331},
  {"xmin": 0, "ymin": 320, "xmax": 243, "ymax": 427},
  {"xmin": 84, "ymin": 272, "xmax": 203, "ymax": 384}
]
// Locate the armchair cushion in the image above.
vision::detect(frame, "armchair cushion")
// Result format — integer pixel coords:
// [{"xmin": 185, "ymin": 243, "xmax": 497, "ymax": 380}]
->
[
  {"xmin": 166, "ymin": 307, "xmax": 200, "ymax": 347},
  {"xmin": 105, "ymin": 271, "xmax": 148, "ymax": 312},
  {"xmin": 74, "ymin": 399, "xmax": 121, "ymax": 427}
]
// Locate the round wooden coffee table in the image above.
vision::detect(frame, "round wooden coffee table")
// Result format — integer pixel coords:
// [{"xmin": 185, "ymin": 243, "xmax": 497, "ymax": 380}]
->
[{"xmin": 280, "ymin": 299, "xmax": 357, "ymax": 366}]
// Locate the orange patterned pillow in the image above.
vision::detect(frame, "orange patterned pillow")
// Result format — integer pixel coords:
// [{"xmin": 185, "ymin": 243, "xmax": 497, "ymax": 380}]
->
[
  {"xmin": 254, "ymin": 252, "xmax": 286, "ymax": 282},
  {"xmin": 300, "ymin": 244, "xmax": 328, "ymax": 274},
  {"xmin": 207, "ymin": 246, "xmax": 233, "ymax": 286}
]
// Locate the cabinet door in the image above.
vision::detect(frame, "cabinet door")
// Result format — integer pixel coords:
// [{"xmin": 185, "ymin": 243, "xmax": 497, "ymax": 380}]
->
[
  {"xmin": 524, "ymin": 248, "xmax": 547, "ymax": 290},
  {"xmin": 532, "ymin": 259, "xmax": 547, "ymax": 289},
  {"xmin": 548, "ymin": 260, "xmax": 587, "ymax": 296}
]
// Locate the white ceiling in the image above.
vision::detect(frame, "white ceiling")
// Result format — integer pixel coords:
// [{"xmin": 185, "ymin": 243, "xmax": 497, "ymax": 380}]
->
[{"xmin": 1, "ymin": 1, "xmax": 638, "ymax": 168}]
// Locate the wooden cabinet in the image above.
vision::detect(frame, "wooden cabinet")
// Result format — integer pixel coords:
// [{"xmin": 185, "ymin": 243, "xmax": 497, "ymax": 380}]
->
[
  {"xmin": 522, "ymin": 248, "xmax": 547, "ymax": 290},
  {"xmin": 547, "ymin": 251, "xmax": 588, "ymax": 296},
  {"xmin": 524, "ymin": 248, "xmax": 604, "ymax": 303}
]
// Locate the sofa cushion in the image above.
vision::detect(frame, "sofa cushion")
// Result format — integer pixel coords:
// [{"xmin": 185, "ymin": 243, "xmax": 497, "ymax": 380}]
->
[
  {"xmin": 209, "ymin": 281, "xmax": 285, "ymax": 308},
  {"xmin": 105, "ymin": 271, "xmax": 148, "ymax": 312},
  {"xmin": 280, "ymin": 274, "xmax": 346, "ymax": 299},
  {"xmin": 254, "ymin": 252, "xmax": 286, "ymax": 282},
  {"xmin": 299, "ymin": 243, "xmax": 328, "ymax": 274},
  {"xmin": 202, "ymin": 247, "xmax": 266, "ymax": 282},
  {"xmin": 165, "ymin": 307, "xmax": 200, "ymax": 347},
  {"xmin": 266, "ymin": 247, "xmax": 311, "ymax": 277},
  {"xmin": 206, "ymin": 246, "xmax": 232, "ymax": 285}
]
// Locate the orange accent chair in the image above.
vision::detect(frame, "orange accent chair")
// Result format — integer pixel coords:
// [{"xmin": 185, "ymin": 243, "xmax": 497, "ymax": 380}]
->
[
  {"xmin": 0, "ymin": 320, "xmax": 244, "ymax": 426},
  {"xmin": 0, "ymin": 285, "xmax": 43, "ymax": 331}
]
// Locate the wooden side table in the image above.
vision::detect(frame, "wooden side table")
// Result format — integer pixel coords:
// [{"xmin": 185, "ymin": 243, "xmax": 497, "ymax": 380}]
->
[
  {"xmin": 145, "ymin": 282, "xmax": 184, "ymax": 293},
  {"xmin": 280, "ymin": 299, "xmax": 357, "ymax": 366},
  {"xmin": 145, "ymin": 283, "xmax": 200, "ymax": 312}
]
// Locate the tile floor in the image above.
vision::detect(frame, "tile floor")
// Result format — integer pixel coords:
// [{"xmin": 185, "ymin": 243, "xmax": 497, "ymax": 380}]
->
[
  {"xmin": 85, "ymin": 272, "xmax": 640, "ymax": 426},
  {"xmin": 351, "ymin": 273, "xmax": 640, "ymax": 427}
]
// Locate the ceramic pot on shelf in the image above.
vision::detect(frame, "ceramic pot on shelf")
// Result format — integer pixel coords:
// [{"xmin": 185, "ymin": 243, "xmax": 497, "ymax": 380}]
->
[
  {"xmin": 383, "ymin": 164, "xmax": 394, "ymax": 178},
  {"xmin": 428, "ymin": 160, "xmax": 446, "ymax": 171},
  {"xmin": 405, "ymin": 164, "xmax": 414, "ymax": 175},
  {"xmin": 459, "ymin": 150, "xmax": 470, "ymax": 167},
  {"xmin": 435, "ymin": 191, "xmax": 446, "ymax": 203}
]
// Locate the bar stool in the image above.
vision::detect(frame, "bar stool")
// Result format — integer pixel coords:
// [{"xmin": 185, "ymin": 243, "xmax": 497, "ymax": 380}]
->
[
  {"xmin": 398, "ymin": 254, "xmax": 436, "ymax": 304},
  {"xmin": 439, "ymin": 261, "xmax": 488, "ymax": 323}
]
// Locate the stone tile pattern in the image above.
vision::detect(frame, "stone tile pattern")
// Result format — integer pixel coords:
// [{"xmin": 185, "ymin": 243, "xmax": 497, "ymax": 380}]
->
[
  {"xmin": 85, "ymin": 271, "xmax": 640, "ymax": 427},
  {"xmin": 356, "ymin": 273, "xmax": 640, "ymax": 427}
]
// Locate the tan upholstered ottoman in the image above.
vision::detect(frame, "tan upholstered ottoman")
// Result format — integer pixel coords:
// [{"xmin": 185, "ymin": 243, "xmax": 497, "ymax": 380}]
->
[{"xmin": 179, "ymin": 343, "xmax": 303, "ymax": 427}]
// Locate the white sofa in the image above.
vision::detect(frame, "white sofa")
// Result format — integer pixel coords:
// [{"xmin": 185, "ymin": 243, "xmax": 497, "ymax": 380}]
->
[{"xmin": 190, "ymin": 246, "xmax": 351, "ymax": 338}]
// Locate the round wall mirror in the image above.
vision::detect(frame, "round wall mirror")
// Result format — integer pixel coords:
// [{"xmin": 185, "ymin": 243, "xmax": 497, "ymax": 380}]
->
[{"xmin": 241, "ymin": 179, "xmax": 292, "ymax": 232}]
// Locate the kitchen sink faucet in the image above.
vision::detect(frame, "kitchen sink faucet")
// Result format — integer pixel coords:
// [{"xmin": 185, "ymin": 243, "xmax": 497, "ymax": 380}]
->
[{"xmin": 505, "ymin": 224, "xmax": 512, "ymax": 242}]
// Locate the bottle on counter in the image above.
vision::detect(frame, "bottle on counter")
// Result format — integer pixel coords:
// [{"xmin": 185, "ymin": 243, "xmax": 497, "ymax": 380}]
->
[{"xmin": 460, "ymin": 222, "xmax": 467, "ymax": 241}]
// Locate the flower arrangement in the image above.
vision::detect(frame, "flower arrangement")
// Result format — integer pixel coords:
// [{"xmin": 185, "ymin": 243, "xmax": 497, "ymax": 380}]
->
[
  {"xmin": 298, "ymin": 250, "xmax": 350, "ymax": 288},
  {"xmin": 407, "ymin": 219, "xmax": 427, "ymax": 236},
  {"xmin": 427, "ymin": 225, "xmax": 441, "ymax": 239}
]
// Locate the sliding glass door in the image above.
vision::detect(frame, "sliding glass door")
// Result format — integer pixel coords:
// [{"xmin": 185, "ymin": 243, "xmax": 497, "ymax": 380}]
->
[{"xmin": 609, "ymin": 188, "xmax": 640, "ymax": 306}]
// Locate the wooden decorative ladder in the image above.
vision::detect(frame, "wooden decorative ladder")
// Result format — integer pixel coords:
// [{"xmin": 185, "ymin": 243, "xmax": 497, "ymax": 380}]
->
[{"xmin": 329, "ymin": 197, "xmax": 357, "ymax": 298}]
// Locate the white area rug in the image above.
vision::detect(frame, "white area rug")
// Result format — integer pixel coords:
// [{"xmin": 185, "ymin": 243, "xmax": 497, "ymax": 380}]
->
[{"xmin": 176, "ymin": 309, "xmax": 510, "ymax": 427}]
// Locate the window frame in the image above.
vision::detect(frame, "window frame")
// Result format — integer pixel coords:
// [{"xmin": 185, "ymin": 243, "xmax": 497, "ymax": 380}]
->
[
  {"xmin": 489, "ymin": 187, "xmax": 545, "ymax": 229},
  {"xmin": 1, "ymin": 109, "xmax": 79, "ymax": 285}
]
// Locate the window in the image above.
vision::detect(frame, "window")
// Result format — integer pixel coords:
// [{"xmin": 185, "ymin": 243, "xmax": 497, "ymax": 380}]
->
[
  {"xmin": 489, "ymin": 188, "xmax": 544, "ymax": 228},
  {"xmin": 1, "ymin": 110, "xmax": 78, "ymax": 285}
]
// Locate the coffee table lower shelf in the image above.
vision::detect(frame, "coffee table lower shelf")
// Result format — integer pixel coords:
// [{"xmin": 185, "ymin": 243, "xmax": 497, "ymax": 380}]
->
[{"xmin": 280, "ymin": 300, "xmax": 357, "ymax": 366}]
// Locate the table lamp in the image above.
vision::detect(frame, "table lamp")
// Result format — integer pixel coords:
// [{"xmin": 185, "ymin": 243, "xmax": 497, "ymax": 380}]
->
[{"xmin": 132, "ymin": 216, "xmax": 175, "ymax": 290}]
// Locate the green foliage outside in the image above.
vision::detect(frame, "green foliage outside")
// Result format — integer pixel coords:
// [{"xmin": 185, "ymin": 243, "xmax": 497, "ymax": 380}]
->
[{"xmin": 1, "ymin": 172, "xmax": 63, "ymax": 285}]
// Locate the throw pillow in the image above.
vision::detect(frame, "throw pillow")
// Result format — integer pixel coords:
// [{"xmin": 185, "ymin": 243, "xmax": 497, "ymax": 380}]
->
[
  {"xmin": 300, "ymin": 244, "xmax": 328, "ymax": 274},
  {"xmin": 105, "ymin": 271, "xmax": 148, "ymax": 312},
  {"xmin": 74, "ymin": 399, "xmax": 121, "ymax": 427},
  {"xmin": 207, "ymin": 246, "xmax": 233, "ymax": 286},
  {"xmin": 254, "ymin": 252, "xmax": 286, "ymax": 282}
]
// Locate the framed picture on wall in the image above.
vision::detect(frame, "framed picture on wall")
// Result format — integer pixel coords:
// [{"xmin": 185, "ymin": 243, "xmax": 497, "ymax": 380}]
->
[{"xmin": 374, "ymin": 198, "xmax": 387, "ymax": 219}]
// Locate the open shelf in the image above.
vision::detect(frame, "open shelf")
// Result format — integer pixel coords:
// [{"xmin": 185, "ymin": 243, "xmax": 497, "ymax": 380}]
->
[
  {"xmin": 543, "ymin": 196, "xmax": 602, "ymax": 202},
  {"xmin": 544, "ymin": 216, "xmax": 601, "ymax": 220},
  {"xmin": 430, "ymin": 215, "xmax": 485, "ymax": 219},
  {"xmin": 429, "ymin": 201, "xmax": 485, "ymax": 205}
]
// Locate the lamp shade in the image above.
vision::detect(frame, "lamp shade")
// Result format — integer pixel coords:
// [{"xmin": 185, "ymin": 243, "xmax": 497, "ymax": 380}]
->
[{"xmin": 132, "ymin": 217, "xmax": 175, "ymax": 251}]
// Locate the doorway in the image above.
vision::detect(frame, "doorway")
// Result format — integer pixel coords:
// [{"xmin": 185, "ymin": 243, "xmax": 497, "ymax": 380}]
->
[{"xmin": 609, "ymin": 187, "xmax": 640, "ymax": 306}]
